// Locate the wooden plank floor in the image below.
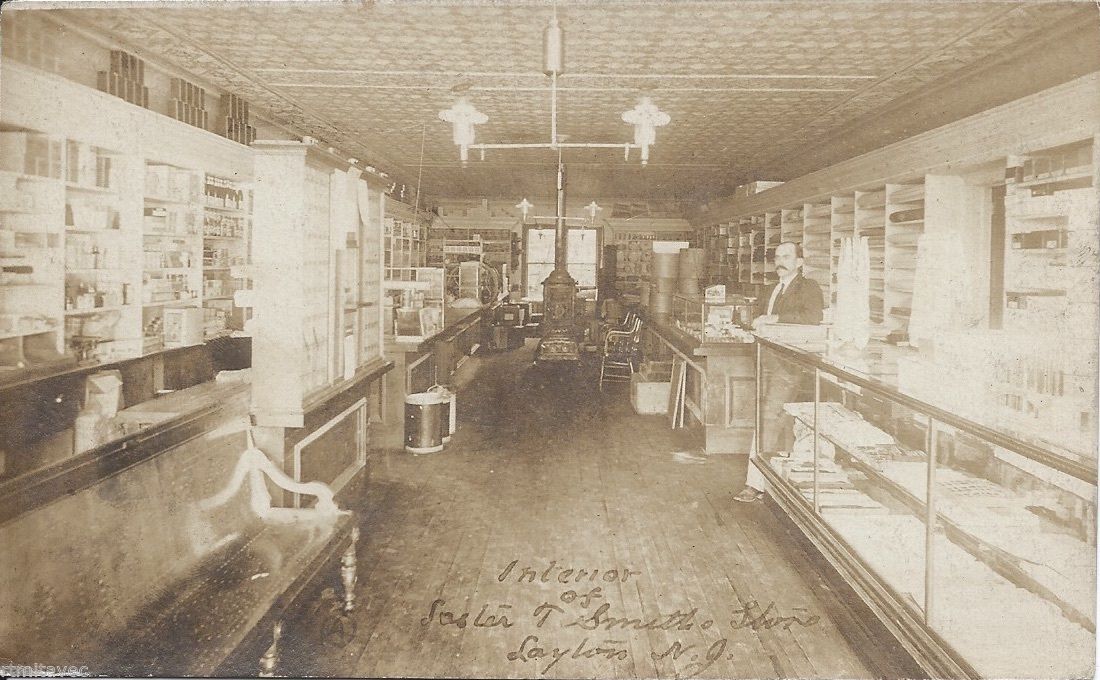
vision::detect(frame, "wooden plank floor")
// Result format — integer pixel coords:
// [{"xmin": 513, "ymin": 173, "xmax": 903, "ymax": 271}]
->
[{"xmin": 282, "ymin": 339, "xmax": 885, "ymax": 679}]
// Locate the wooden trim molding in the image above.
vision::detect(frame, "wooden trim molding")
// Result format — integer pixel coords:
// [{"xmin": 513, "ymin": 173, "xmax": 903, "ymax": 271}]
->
[
  {"xmin": 694, "ymin": 72, "xmax": 1100, "ymax": 225},
  {"xmin": 754, "ymin": 16, "xmax": 1100, "ymax": 185}
]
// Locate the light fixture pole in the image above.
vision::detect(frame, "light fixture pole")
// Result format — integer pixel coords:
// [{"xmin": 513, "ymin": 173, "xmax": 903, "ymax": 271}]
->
[
  {"xmin": 535, "ymin": 150, "xmax": 581, "ymax": 363},
  {"xmin": 439, "ymin": 16, "xmax": 669, "ymax": 164}
]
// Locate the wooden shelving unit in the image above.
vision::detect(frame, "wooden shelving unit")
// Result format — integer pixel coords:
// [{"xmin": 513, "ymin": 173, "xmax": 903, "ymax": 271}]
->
[
  {"xmin": 613, "ymin": 237, "xmax": 653, "ymax": 292},
  {"xmin": 763, "ymin": 211, "xmax": 781, "ymax": 285},
  {"xmin": 0, "ymin": 167, "xmax": 65, "ymax": 369},
  {"xmin": 748, "ymin": 215, "xmax": 765, "ymax": 284},
  {"xmin": 0, "ymin": 59, "xmax": 257, "ymax": 380},
  {"xmin": 995, "ymin": 137, "xmax": 1098, "ymax": 455},
  {"xmin": 829, "ymin": 194, "xmax": 855, "ymax": 309},
  {"xmin": 1004, "ymin": 138, "xmax": 1097, "ymax": 334},
  {"xmin": 780, "ymin": 205, "xmax": 803, "ymax": 245},
  {"xmin": 855, "ymin": 187, "xmax": 886, "ymax": 333},
  {"xmin": 142, "ymin": 162, "xmax": 203, "ymax": 352},
  {"xmin": 427, "ymin": 226, "xmax": 513, "ymax": 269},
  {"xmin": 698, "ymin": 134, "xmax": 1096, "ymax": 462},
  {"xmin": 884, "ymin": 183, "xmax": 924, "ymax": 337},
  {"xmin": 384, "ymin": 216, "xmax": 419, "ymax": 281},
  {"xmin": 201, "ymin": 173, "xmax": 250, "ymax": 340},
  {"xmin": 250, "ymin": 140, "xmax": 387, "ymax": 427},
  {"xmin": 802, "ymin": 201, "xmax": 831, "ymax": 296},
  {"xmin": 697, "ymin": 222, "xmax": 730, "ymax": 288}
]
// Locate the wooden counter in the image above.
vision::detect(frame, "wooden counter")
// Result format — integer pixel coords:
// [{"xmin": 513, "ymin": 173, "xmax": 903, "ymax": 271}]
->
[
  {"xmin": 252, "ymin": 357, "xmax": 392, "ymax": 505},
  {"xmin": 378, "ymin": 305, "xmax": 487, "ymax": 450},
  {"xmin": 642, "ymin": 315, "xmax": 756, "ymax": 455}
]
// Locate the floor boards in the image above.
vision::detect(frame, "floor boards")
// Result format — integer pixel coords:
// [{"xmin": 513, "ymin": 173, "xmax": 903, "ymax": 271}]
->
[{"xmin": 282, "ymin": 339, "xmax": 887, "ymax": 678}]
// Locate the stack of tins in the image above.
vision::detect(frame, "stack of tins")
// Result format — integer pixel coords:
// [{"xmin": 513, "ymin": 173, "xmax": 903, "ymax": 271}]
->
[
  {"xmin": 651, "ymin": 251, "xmax": 679, "ymax": 316},
  {"xmin": 678, "ymin": 248, "xmax": 705, "ymax": 296}
]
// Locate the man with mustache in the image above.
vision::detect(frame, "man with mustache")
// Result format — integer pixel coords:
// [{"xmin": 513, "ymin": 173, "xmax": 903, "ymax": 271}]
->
[{"xmin": 734, "ymin": 241, "xmax": 823, "ymax": 503}]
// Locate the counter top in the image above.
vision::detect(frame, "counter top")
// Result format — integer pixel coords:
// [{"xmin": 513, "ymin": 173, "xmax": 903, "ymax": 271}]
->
[
  {"xmin": 0, "ymin": 342, "xmax": 219, "ymax": 394},
  {"xmin": 302, "ymin": 357, "xmax": 394, "ymax": 414},
  {"xmin": 385, "ymin": 306, "xmax": 485, "ymax": 353},
  {"xmin": 117, "ymin": 376, "xmax": 250, "ymax": 421}
]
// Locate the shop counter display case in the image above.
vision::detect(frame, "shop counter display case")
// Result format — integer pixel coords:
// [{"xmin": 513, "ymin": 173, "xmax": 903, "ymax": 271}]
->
[
  {"xmin": 752, "ymin": 336, "xmax": 1096, "ymax": 679},
  {"xmin": 383, "ymin": 267, "xmax": 445, "ymax": 342},
  {"xmin": 670, "ymin": 292, "xmax": 756, "ymax": 344}
]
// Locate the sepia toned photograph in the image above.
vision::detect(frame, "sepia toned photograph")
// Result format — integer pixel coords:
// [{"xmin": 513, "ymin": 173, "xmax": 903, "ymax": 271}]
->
[{"xmin": 0, "ymin": 0, "xmax": 1097, "ymax": 678}]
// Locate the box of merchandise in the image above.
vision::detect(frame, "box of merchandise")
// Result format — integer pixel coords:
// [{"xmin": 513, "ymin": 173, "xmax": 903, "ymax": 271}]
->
[{"xmin": 631, "ymin": 361, "xmax": 673, "ymax": 415}]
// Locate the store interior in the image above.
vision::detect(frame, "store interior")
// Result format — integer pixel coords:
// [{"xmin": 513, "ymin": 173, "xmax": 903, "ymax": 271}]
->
[{"xmin": 0, "ymin": 2, "xmax": 1097, "ymax": 678}]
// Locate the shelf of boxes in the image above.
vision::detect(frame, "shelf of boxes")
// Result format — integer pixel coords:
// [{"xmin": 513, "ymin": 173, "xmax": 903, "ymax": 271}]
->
[
  {"xmin": 801, "ymin": 201, "xmax": 832, "ymax": 297},
  {"xmin": 735, "ymin": 218, "xmax": 752, "ymax": 284},
  {"xmin": 201, "ymin": 174, "xmax": 250, "ymax": 339},
  {"xmin": 780, "ymin": 206, "xmax": 804, "ymax": 245},
  {"xmin": 998, "ymin": 136, "xmax": 1100, "ymax": 455},
  {"xmin": 66, "ymin": 142, "xmax": 143, "ymax": 363},
  {"xmin": 384, "ymin": 216, "xmax": 427, "ymax": 282},
  {"xmin": 763, "ymin": 211, "xmax": 781, "ymax": 284},
  {"xmin": 426, "ymin": 225, "xmax": 513, "ymax": 272},
  {"xmin": 142, "ymin": 162, "xmax": 203, "ymax": 352},
  {"xmin": 748, "ymin": 215, "xmax": 765, "ymax": 284},
  {"xmin": 1004, "ymin": 137, "xmax": 1098, "ymax": 336},
  {"xmin": 479, "ymin": 230, "xmax": 514, "ymax": 268},
  {"xmin": 0, "ymin": 168, "xmax": 66, "ymax": 370},
  {"xmin": 0, "ymin": 133, "xmax": 147, "ymax": 368},
  {"xmin": 830, "ymin": 194, "xmax": 855, "ymax": 309},
  {"xmin": 724, "ymin": 221, "xmax": 738, "ymax": 285},
  {"xmin": 884, "ymin": 183, "xmax": 925, "ymax": 338},
  {"xmin": 710, "ymin": 222, "xmax": 731, "ymax": 287},
  {"xmin": 855, "ymin": 188, "xmax": 887, "ymax": 332},
  {"xmin": 0, "ymin": 62, "xmax": 260, "ymax": 372},
  {"xmin": 613, "ymin": 237, "xmax": 654, "ymax": 293}
]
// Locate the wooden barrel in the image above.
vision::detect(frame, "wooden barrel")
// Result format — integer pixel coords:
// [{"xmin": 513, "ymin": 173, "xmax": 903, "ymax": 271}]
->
[
  {"xmin": 650, "ymin": 290, "xmax": 673, "ymax": 316},
  {"xmin": 677, "ymin": 248, "xmax": 704, "ymax": 296},
  {"xmin": 654, "ymin": 276, "xmax": 678, "ymax": 293}
]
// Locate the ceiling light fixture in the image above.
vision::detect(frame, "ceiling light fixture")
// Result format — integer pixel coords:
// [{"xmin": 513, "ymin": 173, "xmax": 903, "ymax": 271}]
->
[
  {"xmin": 513, "ymin": 196, "xmax": 600, "ymax": 226},
  {"xmin": 438, "ymin": 14, "xmax": 670, "ymax": 167},
  {"xmin": 438, "ymin": 97, "xmax": 488, "ymax": 166}
]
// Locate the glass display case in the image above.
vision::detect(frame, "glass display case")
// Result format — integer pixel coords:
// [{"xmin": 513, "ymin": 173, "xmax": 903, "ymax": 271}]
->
[
  {"xmin": 383, "ymin": 266, "xmax": 445, "ymax": 341},
  {"xmin": 753, "ymin": 336, "xmax": 1096, "ymax": 679},
  {"xmin": 671, "ymin": 293, "xmax": 755, "ymax": 343}
]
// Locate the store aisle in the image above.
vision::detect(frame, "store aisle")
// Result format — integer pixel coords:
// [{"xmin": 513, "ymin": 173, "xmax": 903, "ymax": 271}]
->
[{"xmin": 283, "ymin": 340, "xmax": 886, "ymax": 679}]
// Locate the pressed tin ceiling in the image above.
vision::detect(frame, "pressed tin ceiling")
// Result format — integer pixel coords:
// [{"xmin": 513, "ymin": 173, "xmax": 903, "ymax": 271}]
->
[{"xmin": 47, "ymin": 1, "xmax": 1095, "ymax": 206}]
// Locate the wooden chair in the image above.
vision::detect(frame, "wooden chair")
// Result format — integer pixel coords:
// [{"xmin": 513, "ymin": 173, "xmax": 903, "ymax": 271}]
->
[
  {"xmin": 597, "ymin": 309, "xmax": 638, "ymax": 346},
  {"xmin": 599, "ymin": 316, "xmax": 642, "ymax": 391}
]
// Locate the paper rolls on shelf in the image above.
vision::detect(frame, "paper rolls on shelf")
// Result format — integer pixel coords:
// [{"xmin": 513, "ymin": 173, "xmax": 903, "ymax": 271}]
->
[
  {"xmin": 652, "ymin": 252, "xmax": 679, "ymax": 279},
  {"xmin": 833, "ymin": 236, "xmax": 871, "ymax": 349}
]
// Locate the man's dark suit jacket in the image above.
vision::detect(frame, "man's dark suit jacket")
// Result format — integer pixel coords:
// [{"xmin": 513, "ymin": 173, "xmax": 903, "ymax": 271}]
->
[{"xmin": 758, "ymin": 271, "xmax": 824, "ymax": 325}]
